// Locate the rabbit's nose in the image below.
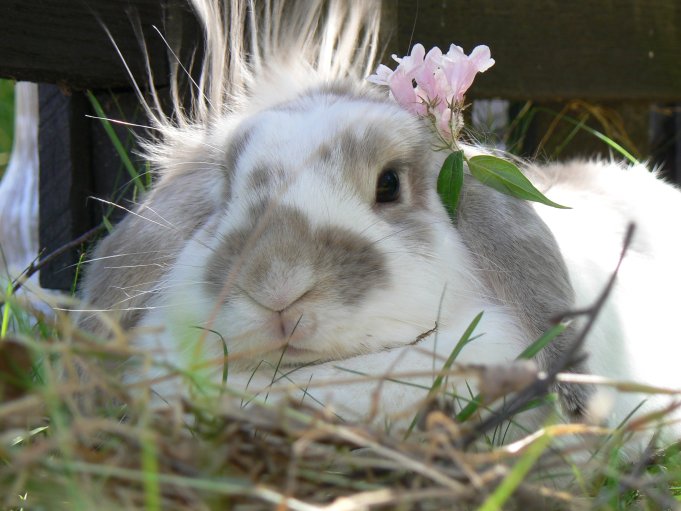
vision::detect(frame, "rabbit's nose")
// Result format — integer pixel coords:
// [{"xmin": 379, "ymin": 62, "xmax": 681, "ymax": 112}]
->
[{"xmin": 240, "ymin": 258, "xmax": 316, "ymax": 313}]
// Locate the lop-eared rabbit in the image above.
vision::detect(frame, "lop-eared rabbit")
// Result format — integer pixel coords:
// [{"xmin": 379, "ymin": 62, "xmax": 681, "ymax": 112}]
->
[{"xmin": 80, "ymin": 0, "xmax": 681, "ymax": 446}]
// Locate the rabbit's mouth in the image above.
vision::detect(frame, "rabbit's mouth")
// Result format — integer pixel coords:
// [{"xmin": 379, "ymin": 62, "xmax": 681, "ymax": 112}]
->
[
  {"xmin": 237, "ymin": 314, "xmax": 326, "ymax": 365},
  {"xmin": 276, "ymin": 345, "xmax": 326, "ymax": 365}
]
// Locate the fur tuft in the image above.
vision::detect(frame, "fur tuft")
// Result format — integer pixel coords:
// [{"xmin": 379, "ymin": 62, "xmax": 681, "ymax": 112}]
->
[{"xmin": 139, "ymin": 0, "xmax": 382, "ymax": 174}]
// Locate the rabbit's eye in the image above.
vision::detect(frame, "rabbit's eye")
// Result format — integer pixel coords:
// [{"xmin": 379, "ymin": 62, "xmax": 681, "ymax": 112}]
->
[{"xmin": 375, "ymin": 169, "xmax": 400, "ymax": 203}]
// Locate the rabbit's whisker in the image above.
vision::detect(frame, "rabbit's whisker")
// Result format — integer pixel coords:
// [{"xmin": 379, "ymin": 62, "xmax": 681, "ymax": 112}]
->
[{"xmin": 89, "ymin": 197, "xmax": 174, "ymax": 230}]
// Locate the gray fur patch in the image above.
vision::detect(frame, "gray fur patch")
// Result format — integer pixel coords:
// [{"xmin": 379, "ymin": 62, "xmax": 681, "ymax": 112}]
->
[
  {"xmin": 246, "ymin": 166, "xmax": 271, "ymax": 191},
  {"xmin": 332, "ymin": 126, "xmax": 431, "ymax": 201},
  {"xmin": 222, "ymin": 126, "xmax": 254, "ymax": 195},
  {"xmin": 456, "ymin": 177, "xmax": 591, "ymax": 417},
  {"xmin": 203, "ymin": 204, "xmax": 388, "ymax": 308}
]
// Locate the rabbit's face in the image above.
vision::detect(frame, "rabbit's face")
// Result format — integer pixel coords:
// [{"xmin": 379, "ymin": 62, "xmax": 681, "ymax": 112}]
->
[{"xmin": 172, "ymin": 88, "xmax": 480, "ymax": 367}]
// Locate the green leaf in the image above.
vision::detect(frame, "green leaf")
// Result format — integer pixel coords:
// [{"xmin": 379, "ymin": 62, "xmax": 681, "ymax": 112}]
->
[
  {"xmin": 468, "ymin": 155, "xmax": 569, "ymax": 209},
  {"xmin": 437, "ymin": 151, "xmax": 465, "ymax": 221}
]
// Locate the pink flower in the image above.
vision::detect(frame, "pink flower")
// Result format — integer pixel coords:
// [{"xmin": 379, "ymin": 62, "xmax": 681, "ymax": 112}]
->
[
  {"xmin": 391, "ymin": 43, "xmax": 426, "ymax": 78},
  {"xmin": 368, "ymin": 44, "xmax": 429, "ymax": 115},
  {"xmin": 366, "ymin": 64, "xmax": 393, "ymax": 86},
  {"xmin": 414, "ymin": 46, "xmax": 443, "ymax": 102},
  {"xmin": 469, "ymin": 45, "xmax": 495, "ymax": 73},
  {"xmin": 367, "ymin": 42, "xmax": 495, "ymax": 143},
  {"xmin": 388, "ymin": 68, "xmax": 427, "ymax": 115},
  {"xmin": 440, "ymin": 44, "xmax": 494, "ymax": 102},
  {"xmin": 435, "ymin": 107, "xmax": 453, "ymax": 138}
]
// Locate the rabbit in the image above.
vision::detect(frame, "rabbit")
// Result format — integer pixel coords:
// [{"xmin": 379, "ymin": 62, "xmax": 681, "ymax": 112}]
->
[{"xmin": 79, "ymin": 0, "xmax": 681, "ymax": 445}]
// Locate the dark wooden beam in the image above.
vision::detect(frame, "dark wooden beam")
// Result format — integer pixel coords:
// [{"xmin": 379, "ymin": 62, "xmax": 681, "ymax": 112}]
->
[
  {"xmin": 2, "ymin": 1, "xmax": 681, "ymax": 101},
  {"xmin": 395, "ymin": 0, "xmax": 681, "ymax": 101},
  {"xmin": 38, "ymin": 86, "xmax": 93, "ymax": 290},
  {"xmin": 37, "ymin": 85, "xmax": 154, "ymax": 290},
  {"xmin": 0, "ymin": 0, "xmax": 197, "ymax": 90}
]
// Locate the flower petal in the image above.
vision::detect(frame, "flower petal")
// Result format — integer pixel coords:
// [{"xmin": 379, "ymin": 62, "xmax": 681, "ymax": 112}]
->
[
  {"xmin": 469, "ymin": 45, "xmax": 495, "ymax": 72},
  {"xmin": 367, "ymin": 64, "xmax": 394, "ymax": 85},
  {"xmin": 388, "ymin": 69, "xmax": 425, "ymax": 114},
  {"xmin": 392, "ymin": 43, "xmax": 426, "ymax": 78},
  {"xmin": 436, "ymin": 107, "xmax": 453, "ymax": 138},
  {"xmin": 445, "ymin": 44, "xmax": 466, "ymax": 62},
  {"xmin": 415, "ymin": 46, "xmax": 443, "ymax": 99}
]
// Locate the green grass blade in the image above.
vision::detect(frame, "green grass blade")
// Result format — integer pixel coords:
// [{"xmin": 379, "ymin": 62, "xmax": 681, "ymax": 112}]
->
[
  {"xmin": 516, "ymin": 322, "xmax": 567, "ymax": 360},
  {"xmin": 457, "ymin": 322, "xmax": 566, "ymax": 423},
  {"xmin": 140, "ymin": 431, "xmax": 161, "ymax": 511},
  {"xmin": 70, "ymin": 252, "xmax": 87, "ymax": 297},
  {"xmin": 430, "ymin": 313, "xmax": 483, "ymax": 393},
  {"xmin": 405, "ymin": 312, "xmax": 483, "ymax": 437},
  {"xmin": 534, "ymin": 106, "xmax": 640, "ymax": 164},
  {"xmin": 1, "ymin": 281, "xmax": 13, "ymax": 337},
  {"xmin": 476, "ymin": 431, "xmax": 552, "ymax": 511},
  {"xmin": 85, "ymin": 91, "xmax": 146, "ymax": 195},
  {"xmin": 552, "ymin": 114, "xmax": 589, "ymax": 158}
]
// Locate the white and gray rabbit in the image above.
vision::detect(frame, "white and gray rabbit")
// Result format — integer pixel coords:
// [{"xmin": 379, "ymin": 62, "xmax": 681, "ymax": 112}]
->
[{"xmin": 79, "ymin": 0, "xmax": 681, "ymax": 444}]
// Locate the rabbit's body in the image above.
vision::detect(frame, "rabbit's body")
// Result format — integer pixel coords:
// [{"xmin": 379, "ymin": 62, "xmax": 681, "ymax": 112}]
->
[
  {"xmin": 80, "ymin": 0, "xmax": 680, "ymax": 443},
  {"xmin": 529, "ymin": 161, "xmax": 681, "ymax": 439}
]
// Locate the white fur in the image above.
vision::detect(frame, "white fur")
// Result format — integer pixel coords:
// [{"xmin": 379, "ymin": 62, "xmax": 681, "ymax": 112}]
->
[{"xmin": 531, "ymin": 161, "xmax": 681, "ymax": 443}]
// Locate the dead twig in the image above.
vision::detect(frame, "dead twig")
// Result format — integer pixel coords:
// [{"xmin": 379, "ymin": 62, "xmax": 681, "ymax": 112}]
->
[{"xmin": 8, "ymin": 224, "xmax": 105, "ymax": 296}]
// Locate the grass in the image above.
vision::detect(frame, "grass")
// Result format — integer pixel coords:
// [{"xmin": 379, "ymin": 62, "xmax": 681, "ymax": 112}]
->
[
  {"xmin": 0, "ymin": 92, "xmax": 680, "ymax": 509},
  {"xmin": 0, "ymin": 79, "xmax": 14, "ymax": 176},
  {"xmin": 469, "ymin": 99, "xmax": 646, "ymax": 165},
  {"xmin": 1, "ymin": 281, "xmax": 680, "ymax": 510}
]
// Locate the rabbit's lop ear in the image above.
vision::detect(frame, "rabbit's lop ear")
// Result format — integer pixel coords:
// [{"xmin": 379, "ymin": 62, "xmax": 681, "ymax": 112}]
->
[
  {"xmin": 457, "ymin": 176, "xmax": 574, "ymax": 339},
  {"xmin": 78, "ymin": 129, "xmax": 245, "ymax": 336},
  {"xmin": 457, "ymin": 176, "xmax": 591, "ymax": 417}
]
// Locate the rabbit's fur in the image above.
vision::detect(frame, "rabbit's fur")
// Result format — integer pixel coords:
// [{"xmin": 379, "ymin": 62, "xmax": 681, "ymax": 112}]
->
[{"xmin": 80, "ymin": 0, "xmax": 681, "ymax": 443}]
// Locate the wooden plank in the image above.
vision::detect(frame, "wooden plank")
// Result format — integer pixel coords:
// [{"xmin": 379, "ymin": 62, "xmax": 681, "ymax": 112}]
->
[
  {"xmin": 0, "ymin": 0, "xmax": 679, "ymax": 101},
  {"xmin": 395, "ymin": 0, "xmax": 681, "ymax": 101},
  {"xmin": 0, "ymin": 0, "xmax": 182, "ymax": 89},
  {"xmin": 37, "ymin": 87, "xmax": 154, "ymax": 290},
  {"xmin": 650, "ymin": 105, "xmax": 681, "ymax": 181},
  {"xmin": 38, "ymin": 85, "xmax": 93, "ymax": 290}
]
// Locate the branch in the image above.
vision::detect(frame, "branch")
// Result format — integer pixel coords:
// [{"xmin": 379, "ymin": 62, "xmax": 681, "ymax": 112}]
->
[{"xmin": 8, "ymin": 224, "xmax": 105, "ymax": 296}]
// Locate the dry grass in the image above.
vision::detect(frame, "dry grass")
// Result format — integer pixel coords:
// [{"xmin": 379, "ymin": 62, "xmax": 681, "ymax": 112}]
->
[{"xmin": 1, "ymin": 287, "xmax": 679, "ymax": 511}]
